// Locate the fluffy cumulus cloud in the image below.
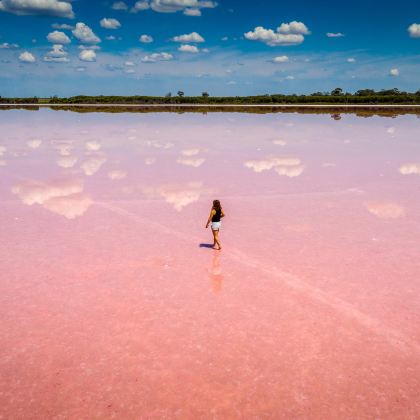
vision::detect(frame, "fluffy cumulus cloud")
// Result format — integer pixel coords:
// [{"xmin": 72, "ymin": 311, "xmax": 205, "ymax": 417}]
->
[
  {"xmin": 178, "ymin": 44, "xmax": 199, "ymax": 53},
  {"xmin": 326, "ymin": 32, "xmax": 344, "ymax": 37},
  {"xmin": 72, "ymin": 22, "xmax": 101, "ymax": 44},
  {"xmin": 85, "ymin": 141, "xmax": 101, "ymax": 151},
  {"xmin": 172, "ymin": 31, "xmax": 205, "ymax": 42},
  {"xmin": 12, "ymin": 179, "xmax": 92, "ymax": 219},
  {"xmin": 184, "ymin": 7, "xmax": 200, "ymax": 16},
  {"xmin": 389, "ymin": 68, "xmax": 399, "ymax": 76},
  {"xmin": 272, "ymin": 55, "xmax": 289, "ymax": 63},
  {"xmin": 0, "ymin": 42, "xmax": 19, "ymax": 48},
  {"xmin": 108, "ymin": 170, "xmax": 127, "ymax": 180},
  {"xmin": 47, "ymin": 30, "xmax": 70, "ymax": 44},
  {"xmin": 143, "ymin": 182, "xmax": 208, "ymax": 211},
  {"xmin": 130, "ymin": 0, "xmax": 216, "ymax": 14},
  {"xmin": 408, "ymin": 23, "xmax": 420, "ymax": 38},
  {"xmin": 112, "ymin": 1, "xmax": 128, "ymax": 10},
  {"xmin": 100, "ymin": 17, "xmax": 121, "ymax": 29},
  {"xmin": 19, "ymin": 51, "xmax": 36, "ymax": 62},
  {"xmin": 27, "ymin": 139, "xmax": 42, "ymax": 149},
  {"xmin": 0, "ymin": 0, "xmax": 74, "ymax": 18},
  {"xmin": 365, "ymin": 202, "xmax": 405, "ymax": 219},
  {"xmin": 347, "ymin": 57, "xmax": 356, "ymax": 63},
  {"xmin": 141, "ymin": 52, "xmax": 173, "ymax": 62},
  {"xmin": 79, "ymin": 49, "xmax": 96, "ymax": 62},
  {"xmin": 244, "ymin": 21, "xmax": 310, "ymax": 46},
  {"xmin": 80, "ymin": 156, "xmax": 106, "ymax": 176},
  {"xmin": 399, "ymin": 163, "xmax": 420, "ymax": 175},
  {"xmin": 176, "ymin": 157, "xmax": 205, "ymax": 167},
  {"xmin": 139, "ymin": 34, "xmax": 153, "ymax": 43},
  {"xmin": 244, "ymin": 157, "xmax": 304, "ymax": 177},
  {"xmin": 51, "ymin": 23, "xmax": 73, "ymax": 30},
  {"xmin": 44, "ymin": 44, "xmax": 69, "ymax": 62}
]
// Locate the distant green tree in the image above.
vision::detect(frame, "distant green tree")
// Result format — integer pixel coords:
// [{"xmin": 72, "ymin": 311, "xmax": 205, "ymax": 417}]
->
[
  {"xmin": 202, "ymin": 92, "xmax": 209, "ymax": 98},
  {"xmin": 165, "ymin": 92, "xmax": 172, "ymax": 97},
  {"xmin": 331, "ymin": 87, "xmax": 343, "ymax": 96},
  {"xmin": 177, "ymin": 91, "xmax": 184, "ymax": 97}
]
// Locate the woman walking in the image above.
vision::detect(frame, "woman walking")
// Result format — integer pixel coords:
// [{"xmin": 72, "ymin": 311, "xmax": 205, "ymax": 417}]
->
[{"xmin": 205, "ymin": 199, "xmax": 225, "ymax": 250}]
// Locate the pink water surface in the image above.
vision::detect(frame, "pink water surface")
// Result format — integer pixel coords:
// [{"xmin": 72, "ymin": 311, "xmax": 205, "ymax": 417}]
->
[{"xmin": 1, "ymin": 109, "xmax": 420, "ymax": 419}]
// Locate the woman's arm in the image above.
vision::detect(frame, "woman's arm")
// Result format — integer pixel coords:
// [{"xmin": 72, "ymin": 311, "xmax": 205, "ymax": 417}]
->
[
  {"xmin": 205, "ymin": 209, "xmax": 215, "ymax": 228},
  {"xmin": 221, "ymin": 209, "xmax": 225, "ymax": 218}
]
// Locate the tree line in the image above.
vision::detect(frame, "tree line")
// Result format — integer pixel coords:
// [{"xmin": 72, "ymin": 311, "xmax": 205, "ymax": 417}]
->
[{"xmin": 1, "ymin": 88, "xmax": 419, "ymax": 104}]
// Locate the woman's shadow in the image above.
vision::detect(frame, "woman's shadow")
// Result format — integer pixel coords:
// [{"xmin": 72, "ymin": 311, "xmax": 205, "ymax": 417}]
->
[{"xmin": 199, "ymin": 243, "xmax": 215, "ymax": 249}]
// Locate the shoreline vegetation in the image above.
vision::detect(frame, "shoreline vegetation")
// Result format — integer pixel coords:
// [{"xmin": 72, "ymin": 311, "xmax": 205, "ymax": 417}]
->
[
  {"xmin": 1, "ymin": 104, "xmax": 419, "ymax": 118},
  {"xmin": 1, "ymin": 88, "xmax": 420, "ymax": 106}
]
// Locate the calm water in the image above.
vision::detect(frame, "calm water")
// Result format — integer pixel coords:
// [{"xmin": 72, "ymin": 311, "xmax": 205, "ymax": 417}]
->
[{"xmin": 1, "ymin": 108, "xmax": 420, "ymax": 418}]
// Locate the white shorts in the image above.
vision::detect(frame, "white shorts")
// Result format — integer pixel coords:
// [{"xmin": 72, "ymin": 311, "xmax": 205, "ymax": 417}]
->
[{"xmin": 211, "ymin": 221, "xmax": 221, "ymax": 231}]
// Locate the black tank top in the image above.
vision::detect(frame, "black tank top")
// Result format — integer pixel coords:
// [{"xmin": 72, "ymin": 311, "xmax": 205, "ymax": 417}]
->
[{"xmin": 212, "ymin": 208, "xmax": 221, "ymax": 222}]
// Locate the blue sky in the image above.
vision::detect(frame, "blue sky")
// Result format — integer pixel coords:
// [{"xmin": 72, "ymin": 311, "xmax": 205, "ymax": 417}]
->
[{"xmin": 0, "ymin": 0, "xmax": 419, "ymax": 96}]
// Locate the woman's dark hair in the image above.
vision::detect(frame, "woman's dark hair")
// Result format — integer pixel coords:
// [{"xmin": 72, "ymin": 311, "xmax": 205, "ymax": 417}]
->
[{"xmin": 213, "ymin": 199, "xmax": 222, "ymax": 211}]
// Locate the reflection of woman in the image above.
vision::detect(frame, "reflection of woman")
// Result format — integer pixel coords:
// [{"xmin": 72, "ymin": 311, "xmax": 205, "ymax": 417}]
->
[{"xmin": 205, "ymin": 199, "xmax": 225, "ymax": 250}]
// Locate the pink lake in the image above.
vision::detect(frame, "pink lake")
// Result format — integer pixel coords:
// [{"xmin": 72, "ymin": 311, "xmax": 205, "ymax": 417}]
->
[{"xmin": 1, "ymin": 108, "xmax": 420, "ymax": 419}]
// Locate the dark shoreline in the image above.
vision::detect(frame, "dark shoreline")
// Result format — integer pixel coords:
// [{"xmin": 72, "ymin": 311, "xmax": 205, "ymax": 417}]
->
[{"xmin": 1, "ymin": 103, "xmax": 420, "ymax": 117}]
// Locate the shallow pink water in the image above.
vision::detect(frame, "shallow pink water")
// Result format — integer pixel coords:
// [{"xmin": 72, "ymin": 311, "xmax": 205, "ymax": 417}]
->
[{"xmin": 1, "ymin": 109, "xmax": 420, "ymax": 418}]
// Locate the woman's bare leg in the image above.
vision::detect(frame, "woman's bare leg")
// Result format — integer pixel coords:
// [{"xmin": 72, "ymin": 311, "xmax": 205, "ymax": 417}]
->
[
  {"xmin": 212, "ymin": 229, "xmax": 217, "ymax": 247},
  {"xmin": 213, "ymin": 230, "xmax": 221, "ymax": 250}
]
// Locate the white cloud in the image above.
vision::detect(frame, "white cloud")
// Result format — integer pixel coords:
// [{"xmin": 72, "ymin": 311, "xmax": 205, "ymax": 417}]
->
[
  {"xmin": 347, "ymin": 57, "xmax": 356, "ymax": 63},
  {"xmin": 184, "ymin": 7, "xmax": 200, "ymax": 16},
  {"xmin": 44, "ymin": 44, "xmax": 69, "ymax": 62},
  {"xmin": 399, "ymin": 163, "xmax": 420, "ymax": 175},
  {"xmin": 19, "ymin": 51, "xmax": 36, "ymax": 63},
  {"xmin": 106, "ymin": 35, "xmax": 116, "ymax": 40},
  {"xmin": 100, "ymin": 17, "xmax": 121, "ymax": 29},
  {"xmin": 144, "ymin": 157, "xmax": 156, "ymax": 165},
  {"xmin": 221, "ymin": 36, "xmax": 228, "ymax": 41},
  {"xmin": 408, "ymin": 23, "xmax": 420, "ymax": 38},
  {"xmin": 365, "ymin": 202, "xmax": 405, "ymax": 219},
  {"xmin": 124, "ymin": 60, "xmax": 135, "ymax": 66},
  {"xmin": 12, "ymin": 179, "xmax": 93, "ymax": 219},
  {"xmin": 227, "ymin": 80, "xmax": 236, "ymax": 85},
  {"xmin": 0, "ymin": 145, "xmax": 7, "ymax": 156},
  {"xmin": 181, "ymin": 148, "xmax": 200, "ymax": 156},
  {"xmin": 244, "ymin": 23, "xmax": 307, "ymax": 46},
  {"xmin": 130, "ymin": 0, "xmax": 149, "ymax": 12},
  {"xmin": 0, "ymin": 0, "xmax": 74, "ymax": 18},
  {"xmin": 143, "ymin": 182, "xmax": 208, "ymax": 211},
  {"xmin": 57, "ymin": 156, "xmax": 78, "ymax": 168},
  {"xmin": 141, "ymin": 52, "xmax": 173, "ymax": 62},
  {"xmin": 244, "ymin": 157, "xmax": 304, "ymax": 177},
  {"xmin": 273, "ymin": 140, "xmax": 287, "ymax": 146},
  {"xmin": 0, "ymin": 42, "xmax": 19, "ymax": 48},
  {"xmin": 139, "ymin": 34, "xmax": 153, "ymax": 43},
  {"xmin": 176, "ymin": 157, "xmax": 205, "ymax": 167},
  {"xmin": 326, "ymin": 32, "xmax": 344, "ymax": 37},
  {"xmin": 47, "ymin": 30, "xmax": 70, "ymax": 44},
  {"xmin": 125, "ymin": 68, "xmax": 135, "ymax": 74},
  {"xmin": 80, "ymin": 156, "xmax": 106, "ymax": 176},
  {"xmin": 72, "ymin": 22, "xmax": 101, "ymax": 44},
  {"xmin": 108, "ymin": 170, "xmax": 127, "ymax": 180},
  {"xmin": 42, "ymin": 193, "xmax": 93, "ymax": 219},
  {"xmin": 272, "ymin": 55, "xmax": 289, "ymax": 63},
  {"xmin": 277, "ymin": 21, "xmax": 310, "ymax": 35},
  {"xmin": 52, "ymin": 23, "xmax": 73, "ymax": 30},
  {"xmin": 27, "ymin": 139, "xmax": 42, "ymax": 149},
  {"xmin": 178, "ymin": 44, "xmax": 199, "ymax": 53},
  {"xmin": 112, "ymin": 1, "xmax": 128, "ymax": 10},
  {"xmin": 172, "ymin": 31, "xmax": 204, "ymax": 43},
  {"xmin": 285, "ymin": 75, "xmax": 294, "ymax": 80},
  {"xmin": 149, "ymin": 0, "xmax": 217, "ymax": 14},
  {"xmin": 389, "ymin": 68, "xmax": 399, "ymax": 76},
  {"xmin": 79, "ymin": 49, "xmax": 96, "ymax": 62},
  {"xmin": 85, "ymin": 141, "xmax": 101, "ymax": 151}
]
